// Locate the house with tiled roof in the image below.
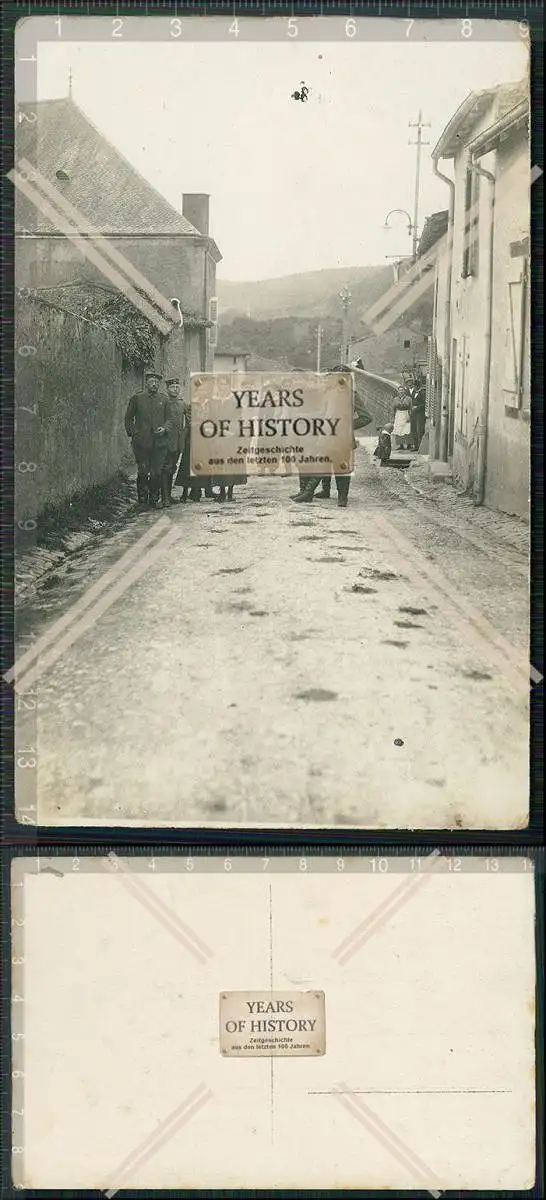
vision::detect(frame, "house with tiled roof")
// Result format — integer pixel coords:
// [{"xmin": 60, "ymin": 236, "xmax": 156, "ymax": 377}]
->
[
  {"xmin": 417, "ymin": 211, "xmax": 450, "ymax": 260},
  {"xmin": 15, "ymin": 95, "xmax": 222, "ymax": 379},
  {"xmin": 14, "ymin": 94, "xmax": 223, "ymax": 513},
  {"xmin": 427, "ymin": 79, "xmax": 530, "ymax": 519}
]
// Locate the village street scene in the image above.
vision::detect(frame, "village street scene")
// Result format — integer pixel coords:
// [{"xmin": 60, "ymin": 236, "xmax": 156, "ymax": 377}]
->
[{"xmin": 13, "ymin": 20, "xmax": 532, "ymax": 829}]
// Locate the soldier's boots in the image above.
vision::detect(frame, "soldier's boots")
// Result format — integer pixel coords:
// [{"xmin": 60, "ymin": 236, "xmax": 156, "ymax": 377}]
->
[
  {"xmin": 160, "ymin": 474, "xmax": 173, "ymax": 507},
  {"xmin": 292, "ymin": 477, "xmax": 320, "ymax": 503},
  {"xmin": 136, "ymin": 475, "xmax": 149, "ymax": 507},
  {"xmin": 148, "ymin": 475, "xmax": 161, "ymax": 507},
  {"xmin": 315, "ymin": 478, "xmax": 331, "ymax": 499},
  {"xmin": 291, "ymin": 475, "xmax": 310, "ymax": 500},
  {"xmin": 336, "ymin": 477, "xmax": 350, "ymax": 508}
]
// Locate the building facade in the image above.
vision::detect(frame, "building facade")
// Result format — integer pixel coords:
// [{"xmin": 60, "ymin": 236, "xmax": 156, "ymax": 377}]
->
[
  {"xmin": 15, "ymin": 97, "xmax": 222, "ymax": 385},
  {"xmin": 430, "ymin": 81, "xmax": 530, "ymax": 519},
  {"xmin": 213, "ymin": 351, "xmax": 251, "ymax": 374},
  {"xmin": 14, "ymin": 95, "xmax": 222, "ymax": 513}
]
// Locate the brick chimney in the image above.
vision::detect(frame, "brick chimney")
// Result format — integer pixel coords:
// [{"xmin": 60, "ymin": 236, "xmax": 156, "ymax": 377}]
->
[{"xmin": 182, "ymin": 194, "xmax": 210, "ymax": 236}]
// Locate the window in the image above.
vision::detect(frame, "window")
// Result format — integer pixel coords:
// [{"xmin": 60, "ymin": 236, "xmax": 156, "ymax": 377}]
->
[{"xmin": 461, "ymin": 165, "xmax": 480, "ymax": 278}]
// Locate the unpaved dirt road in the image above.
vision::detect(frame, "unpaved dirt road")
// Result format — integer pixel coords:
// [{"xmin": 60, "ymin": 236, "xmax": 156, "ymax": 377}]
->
[{"xmin": 15, "ymin": 444, "xmax": 530, "ymax": 829}]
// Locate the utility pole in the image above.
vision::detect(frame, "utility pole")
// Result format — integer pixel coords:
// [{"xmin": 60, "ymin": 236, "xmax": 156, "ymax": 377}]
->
[
  {"xmin": 316, "ymin": 323, "xmax": 322, "ymax": 373},
  {"xmin": 408, "ymin": 110, "xmax": 430, "ymax": 262},
  {"xmin": 339, "ymin": 286, "xmax": 351, "ymax": 365}
]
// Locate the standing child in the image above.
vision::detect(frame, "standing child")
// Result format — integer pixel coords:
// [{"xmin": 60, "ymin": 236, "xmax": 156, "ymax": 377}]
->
[{"xmin": 373, "ymin": 422, "xmax": 394, "ymax": 465}]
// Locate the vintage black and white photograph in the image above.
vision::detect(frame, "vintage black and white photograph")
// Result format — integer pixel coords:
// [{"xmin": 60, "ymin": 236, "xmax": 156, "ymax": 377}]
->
[
  {"xmin": 12, "ymin": 15, "xmax": 532, "ymax": 828},
  {"xmin": 10, "ymin": 853, "xmax": 536, "ymax": 1190}
]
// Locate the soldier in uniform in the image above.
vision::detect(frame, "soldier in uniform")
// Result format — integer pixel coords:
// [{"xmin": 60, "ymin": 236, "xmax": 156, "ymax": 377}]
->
[
  {"xmin": 124, "ymin": 369, "xmax": 170, "ymax": 507},
  {"xmin": 292, "ymin": 469, "xmax": 352, "ymax": 507},
  {"xmin": 291, "ymin": 394, "xmax": 372, "ymax": 508},
  {"xmin": 161, "ymin": 377, "xmax": 187, "ymax": 506}
]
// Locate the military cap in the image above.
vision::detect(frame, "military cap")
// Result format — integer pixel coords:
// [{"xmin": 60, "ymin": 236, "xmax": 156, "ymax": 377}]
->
[
  {"xmin": 166, "ymin": 377, "xmax": 181, "ymax": 385},
  {"xmin": 145, "ymin": 369, "xmax": 162, "ymax": 380}
]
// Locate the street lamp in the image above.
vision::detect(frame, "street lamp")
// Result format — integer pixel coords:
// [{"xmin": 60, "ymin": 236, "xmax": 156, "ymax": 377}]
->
[
  {"xmin": 383, "ymin": 210, "xmax": 416, "ymax": 282},
  {"xmin": 384, "ymin": 208, "xmax": 414, "ymax": 236}
]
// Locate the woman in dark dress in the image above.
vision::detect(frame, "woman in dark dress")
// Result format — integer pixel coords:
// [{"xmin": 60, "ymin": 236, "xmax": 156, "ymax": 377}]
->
[
  {"xmin": 174, "ymin": 399, "xmax": 213, "ymax": 501},
  {"xmin": 213, "ymin": 469, "xmax": 248, "ymax": 502}
]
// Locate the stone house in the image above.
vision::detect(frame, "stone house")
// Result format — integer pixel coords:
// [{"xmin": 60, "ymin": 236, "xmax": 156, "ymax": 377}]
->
[
  {"xmin": 15, "ymin": 95, "xmax": 222, "ymax": 385},
  {"xmin": 213, "ymin": 350, "xmax": 251, "ymax": 374},
  {"xmin": 14, "ymin": 95, "xmax": 222, "ymax": 513},
  {"xmin": 429, "ymin": 80, "xmax": 530, "ymax": 518}
]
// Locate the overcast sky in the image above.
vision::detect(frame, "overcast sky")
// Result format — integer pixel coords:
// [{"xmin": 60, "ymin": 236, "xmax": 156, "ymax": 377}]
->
[{"xmin": 31, "ymin": 18, "xmax": 527, "ymax": 281}]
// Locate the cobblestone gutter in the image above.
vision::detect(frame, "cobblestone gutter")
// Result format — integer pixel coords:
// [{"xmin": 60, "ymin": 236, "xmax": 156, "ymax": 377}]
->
[
  {"xmin": 15, "ymin": 471, "xmax": 137, "ymax": 606},
  {"xmin": 403, "ymin": 459, "xmax": 529, "ymax": 556}
]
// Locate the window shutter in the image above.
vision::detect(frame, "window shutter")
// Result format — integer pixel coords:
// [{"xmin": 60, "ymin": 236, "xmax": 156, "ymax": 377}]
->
[
  {"xmin": 503, "ymin": 260, "xmax": 528, "ymax": 403},
  {"xmin": 462, "ymin": 167, "xmax": 480, "ymax": 278}
]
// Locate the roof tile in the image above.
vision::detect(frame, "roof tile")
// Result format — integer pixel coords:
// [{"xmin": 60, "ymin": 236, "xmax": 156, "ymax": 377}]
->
[{"xmin": 16, "ymin": 97, "xmax": 202, "ymax": 236}]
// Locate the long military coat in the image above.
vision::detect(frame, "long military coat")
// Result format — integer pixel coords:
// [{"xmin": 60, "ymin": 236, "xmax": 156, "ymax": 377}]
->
[{"xmin": 124, "ymin": 391, "xmax": 171, "ymax": 451}]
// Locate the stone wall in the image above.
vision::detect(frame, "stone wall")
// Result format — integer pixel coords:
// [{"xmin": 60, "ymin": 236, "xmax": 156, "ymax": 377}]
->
[{"xmin": 15, "ymin": 294, "xmax": 159, "ymax": 522}]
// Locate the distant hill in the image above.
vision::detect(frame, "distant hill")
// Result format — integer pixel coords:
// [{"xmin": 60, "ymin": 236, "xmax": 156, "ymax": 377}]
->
[
  {"xmin": 215, "ymin": 263, "xmax": 434, "ymax": 377},
  {"xmin": 216, "ymin": 265, "xmax": 392, "ymax": 325}
]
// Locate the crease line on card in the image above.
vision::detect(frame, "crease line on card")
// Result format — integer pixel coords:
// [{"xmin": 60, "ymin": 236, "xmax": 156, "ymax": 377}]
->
[{"xmin": 268, "ymin": 883, "xmax": 275, "ymax": 1145}]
